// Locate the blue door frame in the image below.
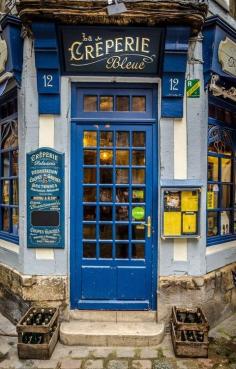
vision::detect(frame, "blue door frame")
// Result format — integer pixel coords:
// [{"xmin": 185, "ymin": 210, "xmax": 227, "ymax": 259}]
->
[{"xmin": 70, "ymin": 83, "xmax": 158, "ymax": 310}]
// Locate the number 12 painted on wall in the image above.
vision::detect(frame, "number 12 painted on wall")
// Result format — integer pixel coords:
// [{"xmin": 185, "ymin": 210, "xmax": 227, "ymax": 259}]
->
[{"xmin": 37, "ymin": 70, "xmax": 60, "ymax": 94}]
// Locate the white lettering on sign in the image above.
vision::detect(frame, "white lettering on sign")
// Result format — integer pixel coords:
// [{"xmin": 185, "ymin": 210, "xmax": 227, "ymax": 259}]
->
[
  {"xmin": 43, "ymin": 74, "xmax": 53, "ymax": 88},
  {"xmin": 68, "ymin": 34, "xmax": 154, "ymax": 72},
  {"xmin": 218, "ymin": 37, "xmax": 236, "ymax": 77},
  {"xmin": 170, "ymin": 78, "xmax": 179, "ymax": 91}
]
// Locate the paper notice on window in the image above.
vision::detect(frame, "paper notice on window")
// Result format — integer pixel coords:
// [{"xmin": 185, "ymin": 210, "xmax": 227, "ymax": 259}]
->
[
  {"xmin": 207, "ymin": 192, "xmax": 215, "ymax": 209},
  {"xmin": 181, "ymin": 191, "xmax": 199, "ymax": 212},
  {"xmin": 182, "ymin": 212, "xmax": 197, "ymax": 234},
  {"xmin": 163, "ymin": 212, "xmax": 181, "ymax": 236}
]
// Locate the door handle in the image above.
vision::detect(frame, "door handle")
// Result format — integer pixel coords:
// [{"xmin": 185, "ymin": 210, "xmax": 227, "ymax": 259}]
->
[{"xmin": 145, "ymin": 216, "xmax": 151, "ymax": 238}]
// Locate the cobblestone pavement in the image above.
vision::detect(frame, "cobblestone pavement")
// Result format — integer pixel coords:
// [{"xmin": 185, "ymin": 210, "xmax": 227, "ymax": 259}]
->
[{"xmin": 0, "ymin": 313, "xmax": 235, "ymax": 369}]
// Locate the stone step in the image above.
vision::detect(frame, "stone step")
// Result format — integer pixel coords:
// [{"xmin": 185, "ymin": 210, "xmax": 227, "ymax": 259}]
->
[
  {"xmin": 70, "ymin": 310, "xmax": 157, "ymax": 322},
  {"xmin": 60, "ymin": 321, "xmax": 165, "ymax": 346}
]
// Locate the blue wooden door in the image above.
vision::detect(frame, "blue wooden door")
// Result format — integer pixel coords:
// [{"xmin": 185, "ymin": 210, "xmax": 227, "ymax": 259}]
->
[{"xmin": 71, "ymin": 85, "xmax": 157, "ymax": 310}]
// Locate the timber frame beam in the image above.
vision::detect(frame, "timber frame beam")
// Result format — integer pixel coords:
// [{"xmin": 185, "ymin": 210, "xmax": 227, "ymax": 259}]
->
[{"xmin": 17, "ymin": 0, "xmax": 208, "ymax": 35}]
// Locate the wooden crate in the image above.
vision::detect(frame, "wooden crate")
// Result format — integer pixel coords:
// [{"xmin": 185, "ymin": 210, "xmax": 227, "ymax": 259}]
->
[
  {"xmin": 17, "ymin": 324, "xmax": 59, "ymax": 360},
  {"xmin": 171, "ymin": 322, "xmax": 209, "ymax": 358},
  {"xmin": 16, "ymin": 307, "xmax": 59, "ymax": 360},
  {"xmin": 172, "ymin": 306, "xmax": 209, "ymax": 332}
]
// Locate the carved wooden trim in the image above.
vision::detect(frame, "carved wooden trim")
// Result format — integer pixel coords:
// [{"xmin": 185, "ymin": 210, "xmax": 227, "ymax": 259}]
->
[{"xmin": 17, "ymin": 0, "xmax": 208, "ymax": 34}]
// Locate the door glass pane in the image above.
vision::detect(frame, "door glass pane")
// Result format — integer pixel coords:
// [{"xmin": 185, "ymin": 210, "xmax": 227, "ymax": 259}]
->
[
  {"xmin": 132, "ymin": 188, "xmax": 145, "ymax": 203},
  {"xmin": 84, "ymin": 205, "xmax": 96, "ymax": 220},
  {"xmin": 208, "ymin": 156, "xmax": 218, "ymax": 181},
  {"xmin": 84, "ymin": 168, "xmax": 96, "ymax": 184},
  {"xmin": 133, "ymin": 132, "xmax": 145, "ymax": 147},
  {"xmin": 83, "ymin": 224, "xmax": 96, "ymax": 239},
  {"xmin": 132, "ymin": 224, "xmax": 145, "ymax": 239},
  {"xmin": 100, "ymin": 150, "xmax": 113, "ymax": 165},
  {"xmin": 84, "ymin": 96, "xmax": 97, "ymax": 112},
  {"xmin": 116, "ymin": 132, "xmax": 129, "ymax": 147},
  {"xmin": 116, "ymin": 150, "xmax": 129, "ymax": 165},
  {"xmin": 132, "ymin": 96, "xmax": 146, "ymax": 112},
  {"xmin": 116, "ymin": 206, "xmax": 129, "ymax": 221},
  {"xmin": 100, "ymin": 224, "xmax": 112, "ymax": 239},
  {"xmin": 100, "ymin": 168, "xmax": 113, "ymax": 183},
  {"xmin": 220, "ymin": 211, "xmax": 231, "ymax": 235},
  {"xmin": 83, "ymin": 243, "xmax": 96, "ymax": 258},
  {"xmin": 132, "ymin": 151, "xmax": 145, "ymax": 166},
  {"xmin": 100, "ymin": 206, "xmax": 112, "ymax": 220},
  {"xmin": 100, "ymin": 243, "xmax": 113, "ymax": 258},
  {"xmin": 84, "ymin": 187, "xmax": 96, "ymax": 202},
  {"xmin": 221, "ymin": 185, "xmax": 232, "ymax": 208},
  {"xmin": 84, "ymin": 150, "xmax": 97, "ymax": 165},
  {"xmin": 116, "ymin": 169, "xmax": 128, "ymax": 184},
  {"xmin": 132, "ymin": 243, "xmax": 145, "ymax": 259},
  {"xmin": 2, "ymin": 180, "xmax": 9, "ymax": 204},
  {"xmin": 207, "ymin": 212, "xmax": 218, "ymax": 236},
  {"xmin": 207, "ymin": 184, "xmax": 218, "ymax": 209},
  {"xmin": 83, "ymin": 131, "xmax": 97, "ymax": 147},
  {"xmin": 132, "ymin": 169, "xmax": 145, "ymax": 184},
  {"xmin": 100, "ymin": 132, "xmax": 113, "ymax": 147},
  {"xmin": 116, "ymin": 96, "xmax": 129, "ymax": 111},
  {"xmin": 100, "ymin": 188, "xmax": 112, "ymax": 202},
  {"xmin": 221, "ymin": 158, "xmax": 231, "ymax": 182},
  {"xmin": 2, "ymin": 152, "xmax": 9, "ymax": 177},
  {"xmin": 116, "ymin": 224, "xmax": 129, "ymax": 240},
  {"xmin": 100, "ymin": 96, "xmax": 113, "ymax": 111},
  {"xmin": 116, "ymin": 188, "xmax": 129, "ymax": 203},
  {"xmin": 2, "ymin": 207, "xmax": 9, "ymax": 232},
  {"xmin": 116, "ymin": 243, "xmax": 129, "ymax": 258}
]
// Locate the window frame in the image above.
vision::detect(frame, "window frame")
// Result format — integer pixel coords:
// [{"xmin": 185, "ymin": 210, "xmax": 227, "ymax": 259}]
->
[
  {"xmin": 0, "ymin": 89, "xmax": 19, "ymax": 245},
  {"xmin": 207, "ymin": 96, "xmax": 236, "ymax": 246}
]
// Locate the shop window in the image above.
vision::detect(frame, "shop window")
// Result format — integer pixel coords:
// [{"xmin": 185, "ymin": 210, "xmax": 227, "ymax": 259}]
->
[
  {"xmin": 0, "ymin": 93, "xmax": 19, "ymax": 243},
  {"xmin": 207, "ymin": 102, "xmax": 236, "ymax": 244}
]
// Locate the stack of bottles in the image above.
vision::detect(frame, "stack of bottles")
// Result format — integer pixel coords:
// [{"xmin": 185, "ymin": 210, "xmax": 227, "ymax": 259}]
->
[{"xmin": 176, "ymin": 311, "xmax": 205, "ymax": 343}]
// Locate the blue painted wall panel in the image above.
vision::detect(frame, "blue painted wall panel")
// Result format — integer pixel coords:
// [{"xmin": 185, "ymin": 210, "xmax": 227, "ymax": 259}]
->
[
  {"xmin": 35, "ymin": 51, "xmax": 60, "ymax": 69},
  {"xmin": 161, "ymin": 97, "xmax": 183, "ymax": 118},
  {"xmin": 163, "ymin": 53, "xmax": 188, "ymax": 73},
  {"xmin": 39, "ymin": 94, "xmax": 60, "ymax": 114},
  {"xmin": 165, "ymin": 27, "xmax": 190, "ymax": 51}
]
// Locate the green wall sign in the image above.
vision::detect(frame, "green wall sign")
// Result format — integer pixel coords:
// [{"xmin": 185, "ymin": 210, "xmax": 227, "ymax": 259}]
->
[{"xmin": 186, "ymin": 79, "xmax": 200, "ymax": 98}]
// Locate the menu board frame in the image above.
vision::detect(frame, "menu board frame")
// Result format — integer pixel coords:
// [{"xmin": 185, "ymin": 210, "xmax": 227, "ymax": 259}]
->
[
  {"xmin": 27, "ymin": 148, "xmax": 65, "ymax": 248},
  {"xmin": 161, "ymin": 187, "xmax": 201, "ymax": 239}
]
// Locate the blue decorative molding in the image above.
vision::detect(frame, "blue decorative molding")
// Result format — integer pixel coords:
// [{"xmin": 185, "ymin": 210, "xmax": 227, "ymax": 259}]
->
[
  {"xmin": 0, "ymin": 15, "xmax": 23, "ymax": 85},
  {"xmin": 32, "ymin": 22, "xmax": 61, "ymax": 115},
  {"xmin": 203, "ymin": 15, "xmax": 236, "ymax": 86},
  {"xmin": 161, "ymin": 26, "xmax": 190, "ymax": 118}
]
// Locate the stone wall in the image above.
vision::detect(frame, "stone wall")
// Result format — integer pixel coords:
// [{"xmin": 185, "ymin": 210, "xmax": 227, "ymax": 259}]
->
[
  {"xmin": 0, "ymin": 263, "xmax": 68, "ymax": 324},
  {"xmin": 159, "ymin": 262, "xmax": 236, "ymax": 328}
]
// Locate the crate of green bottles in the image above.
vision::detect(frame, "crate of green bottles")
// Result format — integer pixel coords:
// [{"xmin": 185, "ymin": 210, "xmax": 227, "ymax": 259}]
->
[
  {"xmin": 16, "ymin": 307, "xmax": 59, "ymax": 360},
  {"xmin": 171, "ymin": 306, "xmax": 209, "ymax": 358}
]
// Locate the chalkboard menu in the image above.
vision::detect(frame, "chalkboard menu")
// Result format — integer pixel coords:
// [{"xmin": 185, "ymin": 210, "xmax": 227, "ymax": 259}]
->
[
  {"xmin": 27, "ymin": 148, "xmax": 64, "ymax": 248},
  {"xmin": 59, "ymin": 26, "xmax": 163, "ymax": 75}
]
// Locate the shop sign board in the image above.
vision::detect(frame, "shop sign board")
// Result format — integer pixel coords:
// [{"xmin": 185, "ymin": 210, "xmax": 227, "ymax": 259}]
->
[
  {"xmin": 59, "ymin": 26, "xmax": 164, "ymax": 75},
  {"xmin": 218, "ymin": 37, "xmax": 236, "ymax": 77},
  {"xmin": 27, "ymin": 148, "xmax": 65, "ymax": 248},
  {"xmin": 186, "ymin": 79, "xmax": 200, "ymax": 98}
]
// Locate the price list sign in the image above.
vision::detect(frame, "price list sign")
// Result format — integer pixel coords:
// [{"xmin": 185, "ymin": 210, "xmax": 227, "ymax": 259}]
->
[{"xmin": 27, "ymin": 148, "xmax": 65, "ymax": 248}]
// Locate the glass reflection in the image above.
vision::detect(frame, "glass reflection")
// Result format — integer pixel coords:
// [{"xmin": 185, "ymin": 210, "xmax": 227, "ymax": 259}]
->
[
  {"xmin": 84, "ymin": 168, "xmax": 96, "ymax": 184},
  {"xmin": 2, "ymin": 207, "xmax": 9, "ymax": 232},
  {"xmin": 132, "ymin": 151, "xmax": 145, "ymax": 166},
  {"xmin": 2, "ymin": 180, "xmax": 9, "ymax": 204},
  {"xmin": 116, "ymin": 224, "xmax": 129, "ymax": 240},
  {"xmin": 116, "ymin": 96, "xmax": 129, "ymax": 111},
  {"xmin": 132, "ymin": 243, "xmax": 145, "ymax": 259},
  {"xmin": 116, "ymin": 188, "xmax": 129, "ymax": 203},
  {"xmin": 83, "ymin": 131, "xmax": 97, "ymax": 147},
  {"xmin": 84, "ymin": 150, "xmax": 97, "ymax": 165},
  {"xmin": 83, "ymin": 224, "xmax": 96, "ymax": 239},
  {"xmin": 100, "ymin": 188, "xmax": 112, "ymax": 202},
  {"xmin": 132, "ymin": 96, "xmax": 146, "ymax": 112},
  {"xmin": 100, "ymin": 131, "xmax": 113, "ymax": 147},
  {"xmin": 116, "ymin": 243, "xmax": 129, "ymax": 258},
  {"xmin": 84, "ymin": 96, "xmax": 97, "ymax": 112},
  {"xmin": 132, "ymin": 224, "xmax": 145, "ymax": 240},
  {"xmin": 100, "ymin": 224, "xmax": 112, "ymax": 239},
  {"xmin": 116, "ymin": 169, "xmax": 128, "ymax": 184},
  {"xmin": 100, "ymin": 243, "xmax": 113, "ymax": 258},
  {"xmin": 100, "ymin": 168, "xmax": 113, "ymax": 184},
  {"xmin": 12, "ymin": 208, "xmax": 19, "ymax": 235},
  {"xmin": 116, "ymin": 206, "xmax": 129, "ymax": 221},
  {"xmin": 132, "ymin": 169, "xmax": 145, "ymax": 184},
  {"xmin": 207, "ymin": 212, "xmax": 218, "ymax": 237},
  {"xmin": 84, "ymin": 187, "xmax": 96, "ymax": 202},
  {"xmin": 116, "ymin": 132, "xmax": 129, "ymax": 147},
  {"xmin": 100, "ymin": 206, "xmax": 112, "ymax": 221},
  {"xmin": 133, "ymin": 132, "xmax": 145, "ymax": 147},
  {"xmin": 84, "ymin": 205, "xmax": 96, "ymax": 220},
  {"xmin": 100, "ymin": 150, "xmax": 113, "ymax": 165},
  {"xmin": 13, "ymin": 179, "xmax": 18, "ymax": 205},
  {"xmin": 83, "ymin": 243, "xmax": 96, "ymax": 258},
  {"xmin": 116, "ymin": 150, "xmax": 129, "ymax": 165},
  {"xmin": 132, "ymin": 188, "xmax": 145, "ymax": 203},
  {"xmin": 2, "ymin": 152, "xmax": 9, "ymax": 177},
  {"xmin": 100, "ymin": 96, "xmax": 113, "ymax": 111}
]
